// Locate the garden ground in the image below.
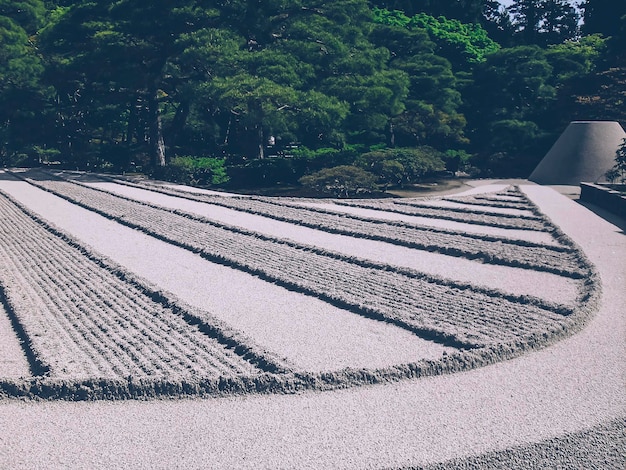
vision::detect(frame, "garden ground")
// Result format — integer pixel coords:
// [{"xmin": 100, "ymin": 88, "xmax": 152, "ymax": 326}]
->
[{"xmin": 0, "ymin": 175, "xmax": 623, "ymax": 469}]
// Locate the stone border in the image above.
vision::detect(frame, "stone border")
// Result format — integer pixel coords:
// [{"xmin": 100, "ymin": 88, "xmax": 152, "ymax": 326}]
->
[{"xmin": 580, "ymin": 183, "xmax": 626, "ymax": 218}]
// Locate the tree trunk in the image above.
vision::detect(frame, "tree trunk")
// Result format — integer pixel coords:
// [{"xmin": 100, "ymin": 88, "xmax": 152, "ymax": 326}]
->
[
  {"xmin": 169, "ymin": 100, "xmax": 190, "ymax": 152},
  {"xmin": 257, "ymin": 126, "xmax": 265, "ymax": 159},
  {"xmin": 224, "ymin": 114, "xmax": 233, "ymax": 146},
  {"xmin": 125, "ymin": 96, "xmax": 141, "ymax": 145},
  {"xmin": 148, "ymin": 84, "xmax": 166, "ymax": 167}
]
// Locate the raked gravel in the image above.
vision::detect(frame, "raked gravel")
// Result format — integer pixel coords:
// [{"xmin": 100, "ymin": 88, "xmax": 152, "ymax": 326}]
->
[
  {"xmin": 392, "ymin": 198, "xmax": 537, "ymax": 217},
  {"xmin": 0, "ymin": 180, "xmax": 623, "ymax": 469},
  {"xmin": 78, "ymin": 180, "xmax": 577, "ymax": 305},
  {"xmin": 292, "ymin": 200, "xmax": 559, "ymax": 245},
  {"xmin": 0, "ymin": 175, "xmax": 453, "ymax": 372},
  {"xmin": 0, "ymin": 303, "xmax": 30, "ymax": 379}
]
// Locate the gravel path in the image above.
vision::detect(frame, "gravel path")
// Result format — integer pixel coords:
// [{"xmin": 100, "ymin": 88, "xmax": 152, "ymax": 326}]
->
[{"xmin": 0, "ymin": 180, "xmax": 623, "ymax": 468}]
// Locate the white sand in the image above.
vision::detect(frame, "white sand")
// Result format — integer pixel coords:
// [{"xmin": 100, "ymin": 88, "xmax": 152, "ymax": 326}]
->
[
  {"xmin": 0, "ymin": 181, "xmax": 623, "ymax": 469},
  {"xmin": 0, "ymin": 176, "xmax": 452, "ymax": 373},
  {"xmin": 457, "ymin": 182, "xmax": 517, "ymax": 195},
  {"xmin": 79, "ymin": 181, "xmax": 578, "ymax": 305},
  {"xmin": 156, "ymin": 182, "xmax": 244, "ymax": 197}
]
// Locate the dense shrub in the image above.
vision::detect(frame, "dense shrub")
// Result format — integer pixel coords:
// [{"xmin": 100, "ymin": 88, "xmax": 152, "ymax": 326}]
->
[
  {"xmin": 299, "ymin": 165, "xmax": 378, "ymax": 197},
  {"xmin": 153, "ymin": 157, "xmax": 229, "ymax": 186},
  {"xmin": 356, "ymin": 146, "xmax": 446, "ymax": 187}
]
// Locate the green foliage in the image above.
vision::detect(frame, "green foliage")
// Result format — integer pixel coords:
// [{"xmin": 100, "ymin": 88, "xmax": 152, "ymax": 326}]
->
[
  {"xmin": 546, "ymin": 34, "xmax": 607, "ymax": 82},
  {"xmin": 298, "ymin": 165, "xmax": 378, "ymax": 197},
  {"xmin": 472, "ymin": 45, "xmax": 555, "ymax": 121},
  {"xmin": 322, "ymin": 69, "xmax": 409, "ymax": 143},
  {"xmin": 372, "ymin": 7, "xmax": 500, "ymax": 67},
  {"xmin": 2, "ymin": 0, "xmax": 622, "ymax": 181},
  {"xmin": 39, "ymin": 0, "xmax": 222, "ymax": 168},
  {"xmin": 371, "ymin": 7, "xmax": 411, "ymax": 28},
  {"xmin": 32, "ymin": 145, "xmax": 61, "ymax": 164},
  {"xmin": 201, "ymin": 73, "xmax": 350, "ymax": 158},
  {"xmin": 556, "ymin": 19, "xmax": 625, "ymax": 126},
  {"xmin": 370, "ymin": 0, "xmax": 490, "ymax": 24},
  {"xmin": 465, "ymin": 30, "xmax": 624, "ymax": 177},
  {"xmin": 369, "ymin": 18, "xmax": 468, "ymax": 148},
  {"xmin": 155, "ymin": 156, "xmax": 230, "ymax": 186},
  {"xmin": 605, "ymin": 138, "xmax": 626, "ymax": 183},
  {"xmin": 171, "ymin": 0, "xmax": 395, "ymax": 156},
  {"xmin": 290, "ymin": 147, "xmax": 335, "ymax": 160},
  {"xmin": 408, "ymin": 13, "xmax": 500, "ymax": 65},
  {"xmin": 0, "ymin": 0, "xmax": 46, "ymax": 32},
  {"xmin": 477, "ymin": 119, "xmax": 550, "ymax": 176},
  {"xmin": 356, "ymin": 146, "xmax": 446, "ymax": 186},
  {"xmin": 0, "ymin": 15, "xmax": 44, "ymax": 90},
  {"xmin": 444, "ymin": 148, "xmax": 473, "ymax": 164},
  {"xmin": 0, "ymin": 2, "xmax": 47, "ymax": 161},
  {"xmin": 289, "ymin": 144, "xmax": 366, "ymax": 175},
  {"xmin": 444, "ymin": 148, "xmax": 475, "ymax": 172},
  {"xmin": 486, "ymin": 120, "xmax": 543, "ymax": 154}
]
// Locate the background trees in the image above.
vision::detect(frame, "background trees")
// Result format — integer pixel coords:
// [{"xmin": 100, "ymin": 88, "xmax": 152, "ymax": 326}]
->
[
  {"xmin": 463, "ymin": 45, "xmax": 556, "ymax": 175},
  {"xmin": 0, "ymin": 0, "xmax": 623, "ymax": 190},
  {"xmin": 582, "ymin": 0, "xmax": 626, "ymax": 38},
  {"xmin": 0, "ymin": 0, "xmax": 46, "ymax": 165},
  {"xmin": 508, "ymin": 0, "xmax": 579, "ymax": 46},
  {"xmin": 40, "ymin": 0, "xmax": 222, "ymax": 168},
  {"xmin": 369, "ymin": 10, "xmax": 471, "ymax": 150}
]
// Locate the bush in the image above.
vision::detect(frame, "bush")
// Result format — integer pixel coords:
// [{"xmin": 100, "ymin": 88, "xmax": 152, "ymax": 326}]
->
[
  {"xmin": 476, "ymin": 120, "xmax": 552, "ymax": 177},
  {"xmin": 444, "ymin": 149, "xmax": 475, "ymax": 173},
  {"xmin": 356, "ymin": 146, "xmax": 446, "ymax": 187},
  {"xmin": 154, "ymin": 156, "xmax": 230, "ymax": 186},
  {"xmin": 226, "ymin": 157, "xmax": 307, "ymax": 188},
  {"xmin": 291, "ymin": 145, "xmax": 363, "ymax": 171},
  {"xmin": 299, "ymin": 165, "xmax": 378, "ymax": 198}
]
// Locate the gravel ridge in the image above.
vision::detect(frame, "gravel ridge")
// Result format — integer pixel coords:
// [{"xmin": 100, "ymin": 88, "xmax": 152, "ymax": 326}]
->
[
  {"xmin": 0, "ymin": 170, "xmax": 602, "ymax": 398},
  {"xmin": 419, "ymin": 416, "xmax": 625, "ymax": 470},
  {"xmin": 8, "ymin": 171, "xmax": 602, "ymax": 361},
  {"xmin": 75, "ymin": 178, "xmax": 580, "ymax": 304},
  {"xmin": 0, "ymin": 175, "xmax": 456, "ymax": 377}
]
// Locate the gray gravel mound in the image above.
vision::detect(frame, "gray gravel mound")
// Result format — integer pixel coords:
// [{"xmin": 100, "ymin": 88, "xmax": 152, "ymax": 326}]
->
[{"xmin": 420, "ymin": 416, "xmax": 625, "ymax": 469}]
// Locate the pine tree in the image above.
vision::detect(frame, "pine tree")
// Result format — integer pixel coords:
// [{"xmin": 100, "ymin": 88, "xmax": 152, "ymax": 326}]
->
[
  {"xmin": 509, "ymin": 0, "xmax": 579, "ymax": 46},
  {"xmin": 582, "ymin": 0, "xmax": 626, "ymax": 38},
  {"xmin": 0, "ymin": 0, "xmax": 46, "ymax": 164}
]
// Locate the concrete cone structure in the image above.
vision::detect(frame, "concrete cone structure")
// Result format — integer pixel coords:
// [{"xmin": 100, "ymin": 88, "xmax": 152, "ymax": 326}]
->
[{"xmin": 529, "ymin": 121, "xmax": 626, "ymax": 185}]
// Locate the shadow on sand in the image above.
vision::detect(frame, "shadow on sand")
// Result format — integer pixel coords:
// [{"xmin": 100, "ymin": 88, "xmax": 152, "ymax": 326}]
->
[{"xmin": 576, "ymin": 199, "xmax": 626, "ymax": 236}]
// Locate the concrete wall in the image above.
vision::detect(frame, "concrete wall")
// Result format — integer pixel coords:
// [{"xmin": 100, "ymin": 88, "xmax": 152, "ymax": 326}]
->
[{"xmin": 580, "ymin": 183, "xmax": 626, "ymax": 219}]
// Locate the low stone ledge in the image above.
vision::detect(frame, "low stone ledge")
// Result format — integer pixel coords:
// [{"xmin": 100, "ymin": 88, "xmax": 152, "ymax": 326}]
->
[{"xmin": 580, "ymin": 182, "xmax": 626, "ymax": 219}]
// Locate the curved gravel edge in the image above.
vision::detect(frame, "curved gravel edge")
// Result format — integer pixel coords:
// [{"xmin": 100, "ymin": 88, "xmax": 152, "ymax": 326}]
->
[
  {"xmin": 418, "ymin": 416, "xmax": 626, "ymax": 470},
  {"xmin": 0, "ymin": 173, "xmax": 603, "ymax": 400}
]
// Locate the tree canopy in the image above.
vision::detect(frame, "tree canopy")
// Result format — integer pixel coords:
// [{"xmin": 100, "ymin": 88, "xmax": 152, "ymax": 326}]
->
[{"xmin": 0, "ymin": 0, "xmax": 622, "ymax": 189}]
